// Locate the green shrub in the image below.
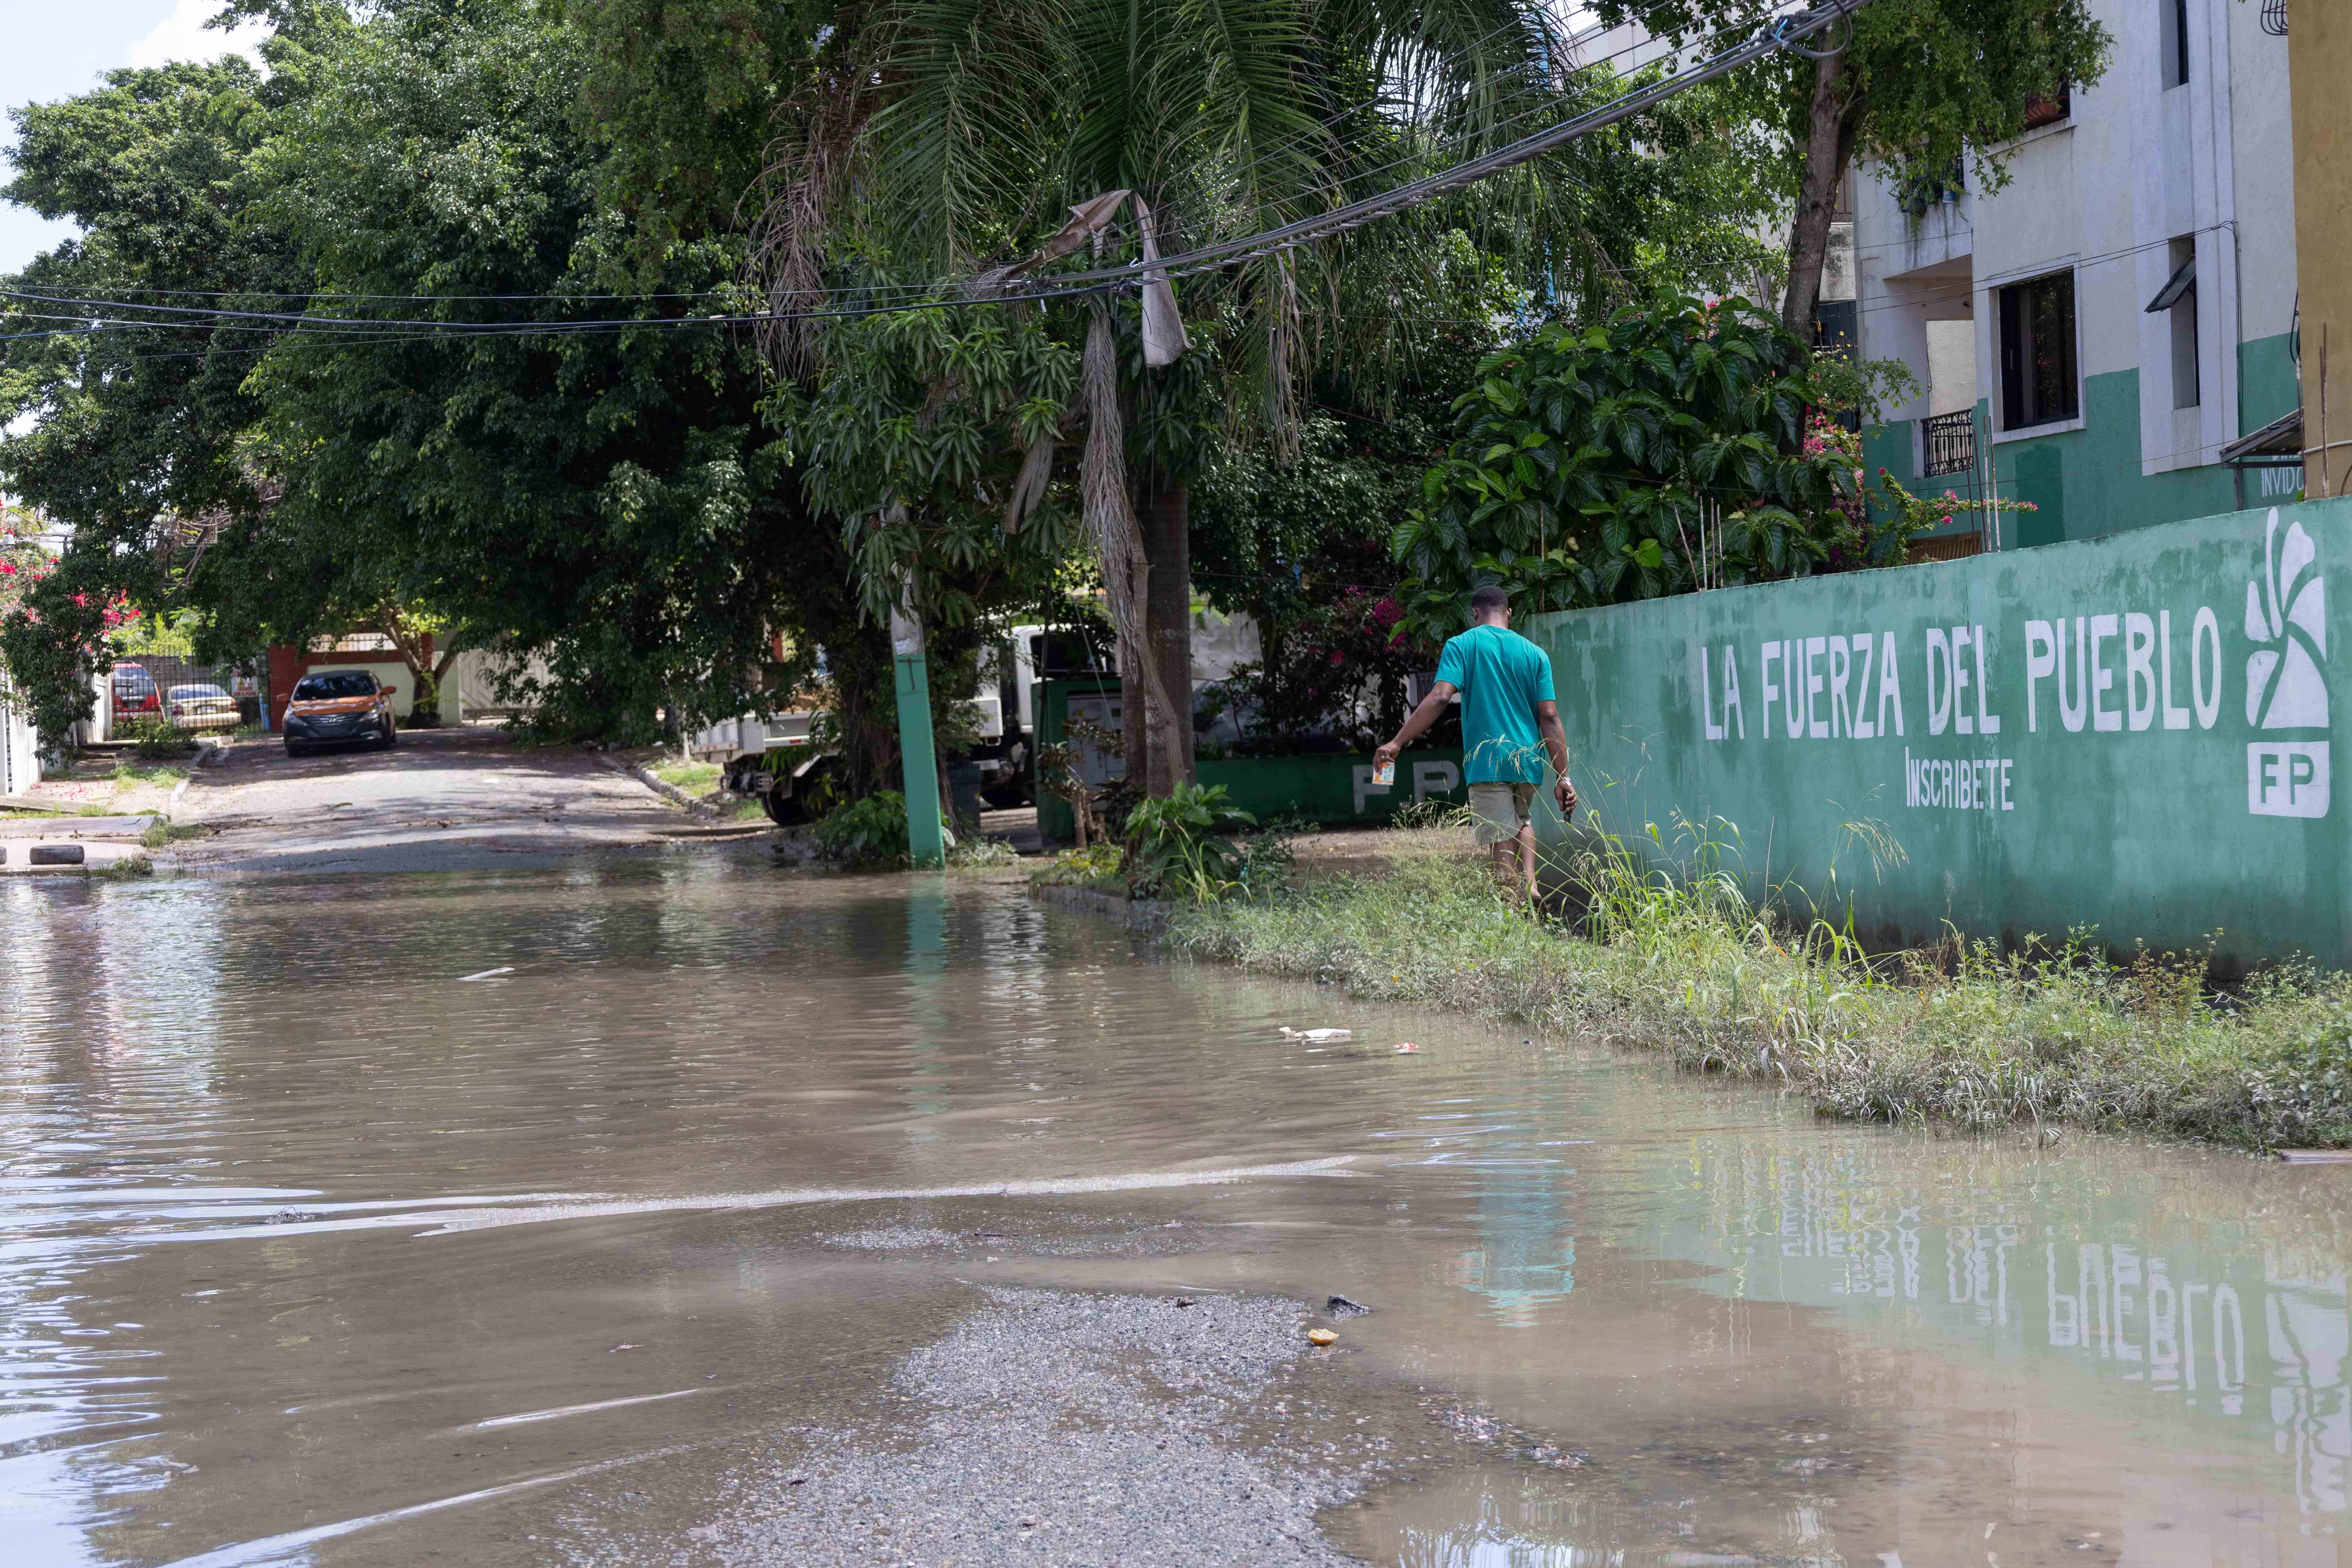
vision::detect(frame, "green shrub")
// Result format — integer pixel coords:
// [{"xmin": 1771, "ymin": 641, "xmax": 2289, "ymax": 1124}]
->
[
  {"xmin": 1395, "ymin": 294, "xmax": 1916, "ymax": 643},
  {"xmin": 811, "ymin": 791, "xmax": 915, "ymax": 869},
  {"xmin": 810, "ymin": 791, "xmax": 958, "ymax": 871},
  {"xmin": 948, "ymin": 836, "xmax": 1019, "ymax": 869},
  {"xmin": 122, "ymin": 719, "xmax": 199, "ymax": 761},
  {"xmin": 1034, "ymin": 842, "xmax": 1127, "ymax": 890},
  {"xmin": 1125, "ymin": 782, "xmax": 1260, "ymax": 902}
]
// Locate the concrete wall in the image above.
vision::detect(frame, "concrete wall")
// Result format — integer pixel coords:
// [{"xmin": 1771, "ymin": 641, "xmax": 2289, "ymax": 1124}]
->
[
  {"xmin": 1523, "ymin": 496, "xmax": 2352, "ymax": 969},
  {"xmin": 0, "ymin": 672, "xmax": 40, "ymax": 795}
]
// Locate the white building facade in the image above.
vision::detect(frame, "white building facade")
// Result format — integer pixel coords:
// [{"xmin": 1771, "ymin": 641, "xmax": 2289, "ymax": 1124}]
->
[{"xmin": 1853, "ymin": 0, "xmax": 2299, "ymax": 547}]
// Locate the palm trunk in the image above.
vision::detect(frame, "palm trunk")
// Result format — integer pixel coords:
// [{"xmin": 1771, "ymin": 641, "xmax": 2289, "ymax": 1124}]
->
[
  {"xmin": 1081, "ymin": 306, "xmax": 1182, "ymax": 796},
  {"xmin": 1139, "ymin": 471, "xmax": 1194, "ymax": 791},
  {"xmin": 1779, "ymin": 56, "xmax": 1861, "ymax": 348}
]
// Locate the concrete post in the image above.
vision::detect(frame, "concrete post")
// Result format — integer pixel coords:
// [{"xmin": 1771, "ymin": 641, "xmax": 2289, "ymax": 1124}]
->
[
  {"xmin": 2291, "ymin": 2, "xmax": 2350, "ymax": 497},
  {"xmin": 890, "ymin": 594, "xmax": 947, "ymax": 868}
]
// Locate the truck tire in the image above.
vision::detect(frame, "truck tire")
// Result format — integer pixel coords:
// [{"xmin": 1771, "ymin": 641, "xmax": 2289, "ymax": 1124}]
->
[{"xmin": 762, "ymin": 778, "xmax": 804, "ymax": 826}]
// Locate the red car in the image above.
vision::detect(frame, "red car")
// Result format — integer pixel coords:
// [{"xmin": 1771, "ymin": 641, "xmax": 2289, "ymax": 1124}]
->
[{"xmin": 110, "ymin": 663, "xmax": 162, "ymax": 718}]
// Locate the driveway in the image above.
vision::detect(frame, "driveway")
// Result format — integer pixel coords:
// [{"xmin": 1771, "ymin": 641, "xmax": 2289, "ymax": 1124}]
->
[{"xmin": 168, "ymin": 725, "xmax": 749, "ymax": 874}]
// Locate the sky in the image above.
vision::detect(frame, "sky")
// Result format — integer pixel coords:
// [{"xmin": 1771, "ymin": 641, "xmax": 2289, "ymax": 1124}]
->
[{"xmin": 1, "ymin": 0, "xmax": 270, "ymax": 277}]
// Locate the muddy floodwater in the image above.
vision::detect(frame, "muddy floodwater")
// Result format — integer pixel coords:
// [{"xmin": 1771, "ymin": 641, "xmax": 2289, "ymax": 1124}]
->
[{"xmin": 2, "ymin": 859, "xmax": 2346, "ymax": 1567}]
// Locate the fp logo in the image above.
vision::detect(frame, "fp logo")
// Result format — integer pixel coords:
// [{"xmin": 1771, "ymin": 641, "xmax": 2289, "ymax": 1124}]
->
[{"xmin": 2246, "ymin": 508, "xmax": 2329, "ymax": 818}]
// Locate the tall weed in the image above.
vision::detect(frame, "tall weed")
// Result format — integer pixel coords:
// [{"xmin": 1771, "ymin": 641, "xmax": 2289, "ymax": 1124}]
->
[{"xmin": 1168, "ymin": 829, "xmax": 2352, "ymax": 1151}]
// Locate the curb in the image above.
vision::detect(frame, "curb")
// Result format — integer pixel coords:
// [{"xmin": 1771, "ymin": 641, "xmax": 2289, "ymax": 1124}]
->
[
  {"xmin": 598, "ymin": 756, "xmax": 721, "ymax": 820},
  {"xmin": 1032, "ymin": 882, "xmax": 1174, "ymax": 932}
]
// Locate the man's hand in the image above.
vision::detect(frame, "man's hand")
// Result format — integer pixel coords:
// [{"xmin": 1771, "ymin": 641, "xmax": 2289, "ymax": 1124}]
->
[
  {"xmin": 1554, "ymin": 774, "xmax": 1576, "ymax": 820},
  {"xmin": 1373, "ymin": 739, "xmax": 1402, "ymax": 772}
]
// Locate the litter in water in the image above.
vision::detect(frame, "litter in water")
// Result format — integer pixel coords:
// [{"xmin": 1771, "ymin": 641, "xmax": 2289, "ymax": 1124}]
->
[
  {"xmin": 1394, "ymin": 1042, "xmax": 1422, "ymax": 1054},
  {"xmin": 459, "ymin": 967, "xmax": 516, "ymax": 982},
  {"xmin": 1306, "ymin": 1328, "xmax": 1338, "ymax": 1346},
  {"xmin": 1327, "ymin": 1295, "xmax": 1371, "ymax": 1318},
  {"xmin": 1279, "ymin": 1028, "xmax": 1352, "ymax": 1043}
]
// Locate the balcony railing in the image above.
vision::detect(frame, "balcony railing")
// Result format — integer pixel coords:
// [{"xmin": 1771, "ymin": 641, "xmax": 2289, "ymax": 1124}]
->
[{"xmin": 1922, "ymin": 409, "xmax": 1977, "ymax": 477}]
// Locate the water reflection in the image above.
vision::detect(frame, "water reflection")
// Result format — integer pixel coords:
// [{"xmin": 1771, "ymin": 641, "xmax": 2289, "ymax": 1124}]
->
[
  {"xmin": 1394, "ymin": 1126, "xmax": 2348, "ymax": 1564},
  {"xmin": 1645, "ymin": 1140, "xmax": 2350, "ymax": 1517},
  {"xmin": 1, "ymin": 864, "xmax": 2347, "ymax": 1567}
]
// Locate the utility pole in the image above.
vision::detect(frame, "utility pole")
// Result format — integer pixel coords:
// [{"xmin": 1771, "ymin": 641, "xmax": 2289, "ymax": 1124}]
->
[
  {"xmin": 890, "ymin": 579, "xmax": 947, "ymax": 867},
  {"xmin": 2290, "ymin": 0, "xmax": 2348, "ymax": 497}
]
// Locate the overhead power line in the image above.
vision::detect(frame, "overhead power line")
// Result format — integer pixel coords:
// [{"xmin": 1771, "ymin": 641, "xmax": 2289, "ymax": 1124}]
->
[{"xmin": 0, "ymin": 0, "xmax": 1863, "ymax": 346}]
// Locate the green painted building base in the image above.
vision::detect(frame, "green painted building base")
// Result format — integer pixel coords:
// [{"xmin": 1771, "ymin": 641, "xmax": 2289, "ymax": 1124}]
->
[
  {"xmin": 1522, "ymin": 495, "xmax": 2352, "ymax": 971},
  {"xmin": 1864, "ymin": 332, "xmax": 2303, "ymax": 549}
]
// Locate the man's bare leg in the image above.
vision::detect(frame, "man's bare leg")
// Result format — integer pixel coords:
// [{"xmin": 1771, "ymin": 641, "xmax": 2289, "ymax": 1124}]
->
[
  {"xmin": 1487, "ymin": 840, "xmax": 1521, "ymax": 903},
  {"xmin": 1516, "ymin": 825, "xmax": 1538, "ymax": 905}
]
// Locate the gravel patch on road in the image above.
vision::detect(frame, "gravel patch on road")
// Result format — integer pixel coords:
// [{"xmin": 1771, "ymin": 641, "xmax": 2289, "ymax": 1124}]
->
[
  {"xmin": 816, "ymin": 1213, "xmax": 1206, "ymax": 1260},
  {"xmin": 692, "ymin": 1287, "xmax": 1381, "ymax": 1566},
  {"xmin": 821, "ymin": 1225, "xmax": 969, "ymax": 1251}
]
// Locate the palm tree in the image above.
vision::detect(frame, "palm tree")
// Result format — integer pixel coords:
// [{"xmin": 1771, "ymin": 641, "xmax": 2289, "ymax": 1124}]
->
[{"xmin": 756, "ymin": 0, "xmax": 1574, "ymax": 794}]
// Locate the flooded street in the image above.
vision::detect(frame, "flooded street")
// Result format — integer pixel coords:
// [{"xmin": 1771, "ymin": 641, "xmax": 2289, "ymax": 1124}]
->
[{"xmin": 2, "ymin": 858, "xmax": 2345, "ymax": 1567}]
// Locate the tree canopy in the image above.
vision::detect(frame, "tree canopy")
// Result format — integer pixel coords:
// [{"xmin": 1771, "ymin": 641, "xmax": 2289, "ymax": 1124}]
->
[{"xmin": 0, "ymin": 0, "xmax": 1861, "ymax": 786}]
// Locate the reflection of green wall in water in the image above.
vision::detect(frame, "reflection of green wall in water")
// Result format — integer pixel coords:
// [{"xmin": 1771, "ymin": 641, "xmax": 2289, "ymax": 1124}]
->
[
  {"xmin": 903, "ymin": 877, "xmax": 952, "ymax": 1137},
  {"xmin": 1521, "ymin": 497, "xmax": 2352, "ymax": 966},
  {"xmin": 1619, "ymin": 1132, "xmax": 2349, "ymax": 1519}
]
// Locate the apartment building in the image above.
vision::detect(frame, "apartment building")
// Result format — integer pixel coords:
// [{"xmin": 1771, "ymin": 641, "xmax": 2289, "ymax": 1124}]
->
[{"xmin": 1854, "ymin": 0, "xmax": 2300, "ymax": 549}]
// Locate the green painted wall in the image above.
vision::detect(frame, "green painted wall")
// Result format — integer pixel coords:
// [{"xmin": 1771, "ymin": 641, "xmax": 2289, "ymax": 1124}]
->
[
  {"xmin": 2001, "ymin": 372, "xmax": 2237, "ymax": 544},
  {"xmin": 1864, "ymin": 332, "xmax": 2303, "ymax": 547},
  {"xmin": 1521, "ymin": 496, "xmax": 2350, "ymax": 968},
  {"xmin": 2240, "ymin": 332, "xmax": 2301, "ymax": 433},
  {"xmin": 1032, "ymin": 677, "xmax": 1471, "ymax": 841},
  {"xmin": 1199, "ymin": 752, "xmax": 1470, "ymax": 826}
]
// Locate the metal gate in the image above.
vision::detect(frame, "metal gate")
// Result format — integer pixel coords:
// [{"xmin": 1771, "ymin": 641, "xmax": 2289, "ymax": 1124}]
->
[{"xmin": 103, "ymin": 632, "xmax": 261, "ymax": 739}]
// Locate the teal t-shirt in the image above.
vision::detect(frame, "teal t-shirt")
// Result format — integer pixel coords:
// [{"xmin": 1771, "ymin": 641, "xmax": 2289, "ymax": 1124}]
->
[{"xmin": 1435, "ymin": 623, "xmax": 1557, "ymax": 784}]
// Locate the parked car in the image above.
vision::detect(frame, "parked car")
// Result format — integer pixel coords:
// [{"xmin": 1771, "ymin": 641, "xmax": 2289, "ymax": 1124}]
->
[
  {"xmin": 111, "ymin": 663, "xmax": 162, "ymax": 719},
  {"xmin": 282, "ymin": 670, "xmax": 398, "ymax": 756},
  {"xmin": 165, "ymin": 683, "xmax": 240, "ymax": 731}
]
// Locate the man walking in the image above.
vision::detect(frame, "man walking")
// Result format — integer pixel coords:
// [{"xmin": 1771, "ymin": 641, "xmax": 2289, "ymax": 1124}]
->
[{"xmin": 1373, "ymin": 584, "xmax": 1573, "ymax": 903}]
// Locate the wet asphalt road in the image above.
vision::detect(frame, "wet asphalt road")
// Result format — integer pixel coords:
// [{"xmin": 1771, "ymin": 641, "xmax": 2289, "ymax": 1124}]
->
[{"xmin": 166, "ymin": 727, "xmax": 729, "ymax": 874}]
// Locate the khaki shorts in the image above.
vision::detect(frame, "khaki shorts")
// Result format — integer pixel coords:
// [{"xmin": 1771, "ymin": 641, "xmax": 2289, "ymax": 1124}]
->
[{"xmin": 1468, "ymin": 782, "xmax": 1537, "ymax": 845}]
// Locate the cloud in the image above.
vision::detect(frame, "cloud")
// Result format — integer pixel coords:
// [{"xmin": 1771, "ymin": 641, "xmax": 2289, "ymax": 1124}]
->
[{"xmin": 127, "ymin": 0, "xmax": 271, "ymax": 71}]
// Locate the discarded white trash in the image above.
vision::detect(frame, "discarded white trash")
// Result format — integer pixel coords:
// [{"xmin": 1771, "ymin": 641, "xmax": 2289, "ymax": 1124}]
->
[
  {"xmin": 1279, "ymin": 1027, "xmax": 1352, "ymax": 1044},
  {"xmin": 1394, "ymin": 1042, "xmax": 1422, "ymax": 1054},
  {"xmin": 458, "ymin": 966, "xmax": 516, "ymax": 982}
]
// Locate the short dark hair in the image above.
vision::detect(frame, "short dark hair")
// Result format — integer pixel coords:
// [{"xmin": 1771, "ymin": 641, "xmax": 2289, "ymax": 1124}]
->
[{"xmin": 1469, "ymin": 583, "xmax": 1510, "ymax": 618}]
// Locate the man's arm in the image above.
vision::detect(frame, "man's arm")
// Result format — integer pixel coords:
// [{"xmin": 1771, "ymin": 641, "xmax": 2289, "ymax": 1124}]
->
[
  {"xmin": 1373, "ymin": 681, "xmax": 1456, "ymax": 769},
  {"xmin": 1536, "ymin": 699, "xmax": 1575, "ymax": 817}
]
